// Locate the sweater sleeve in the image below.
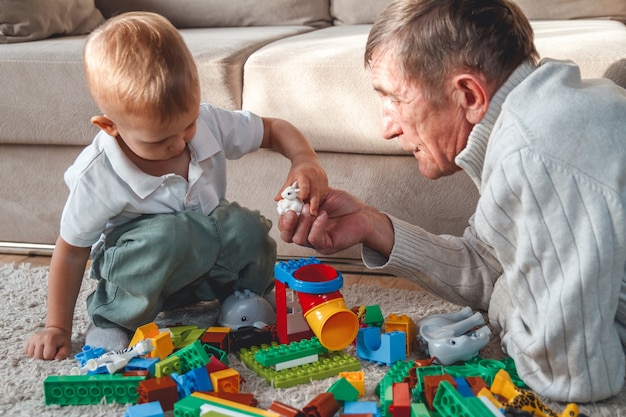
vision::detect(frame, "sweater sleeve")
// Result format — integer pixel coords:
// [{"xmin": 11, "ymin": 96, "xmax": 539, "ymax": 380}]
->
[
  {"xmin": 479, "ymin": 148, "xmax": 625, "ymax": 402},
  {"xmin": 362, "ymin": 214, "xmax": 503, "ymax": 310}
]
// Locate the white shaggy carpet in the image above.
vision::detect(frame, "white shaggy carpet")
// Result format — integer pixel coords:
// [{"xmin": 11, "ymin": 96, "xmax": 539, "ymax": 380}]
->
[{"xmin": 1, "ymin": 262, "xmax": 625, "ymax": 416}]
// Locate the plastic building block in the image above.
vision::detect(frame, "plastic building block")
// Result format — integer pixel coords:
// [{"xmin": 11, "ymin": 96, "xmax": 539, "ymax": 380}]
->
[
  {"xmin": 389, "ymin": 382, "xmax": 411, "ymax": 417},
  {"xmin": 229, "ymin": 325, "xmax": 277, "ymax": 352},
  {"xmin": 269, "ymin": 401, "xmax": 305, "ymax": 417},
  {"xmin": 127, "ymin": 357, "xmax": 161, "ymax": 377},
  {"xmin": 327, "ymin": 377, "xmax": 360, "ymax": 402},
  {"xmin": 384, "ymin": 314, "xmax": 416, "ymax": 356},
  {"xmin": 432, "ymin": 380, "xmax": 493, "ymax": 417},
  {"xmin": 137, "ymin": 376, "xmax": 178, "ymax": 411},
  {"xmin": 44, "ymin": 374, "xmax": 145, "ymax": 405},
  {"xmin": 410, "ymin": 403, "xmax": 432, "ymax": 417},
  {"xmin": 193, "ymin": 392, "xmax": 280, "ymax": 417},
  {"xmin": 130, "ymin": 322, "xmax": 160, "ymax": 347},
  {"xmin": 210, "ymin": 368, "xmax": 240, "ymax": 393},
  {"xmin": 363, "ymin": 305, "xmax": 384, "ymax": 327},
  {"xmin": 417, "ymin": 307, "xmax": 491, "ymax": 365},
  {"xmin": 338, "ymin": 371, "xmax": 365, "ymax": 397},
  {"xmin": 172, "ymin": 366, "xmax": 213, "ymax": 399},
  {"xmin": 275, "ymin": 278, "xmax": 314, "ymax": 345},
  {"xmin": 478, "ymin": 397, "xmax": 506, "ymax": 416},
  {"xmin": 342, "ymin": 401, "xmax": 379, "ymax": 417},
  {"xmin": 465, "ymin": 376, "xmax": 488, "ymax": 395},
  {"xmin": 174, "ymin": 394, "xmax": 214, "ymax": 417},
  {"xmin": 423, "ymin": 374, "xmax": 457, "ymax": 410},
  {"xmin": 150, "ymin": 331, "xmax": 175, "ymax": 359},
  {"xmin": 254, "ymin": 338, "xmax": 327, "ymax": 367},
  {"xmin": 302, "ymin": 392, "xmax": 339, "ymax": 417},
  {"xmin": 202, "ymin": 327, "xmax": 230, "ymax": 352},
  {"xmin": 453, "ymin": 377, "xmax": 475, "ymax": 398},
  {"xmin": 203, "ymin": 392, "xmax": 258, "ymax": 407},
  {"xmin": 125, "ymin": 401, "xmax": 165, "ymax": 417},
  {"xmin": 490, "ymin": 369, "xmax": 580, "ymax": 417},
  {"xmin": 125, "ymin": 370, "xmax": 152, "ymax": 378},
  {"xmin": 176, "ymin": 340, "xmax": 212, "ymax": 373},
  {"xmin": 356, "ymin": 327, "xmax": 406, "ymax": 366},
  {"xmin": 237, "ymin": 346, "xmax": 360, "ymax": 389},
  {"xmin": 201, "ymin": 343, "xmax": 229, "ymax": 366},
  {"xmin": 155, "ymin": 355, "xmax": 181, "ymax": 377},
  {"xmin": 75, "ymin": 345, "xmax": 106, "ymax": 366}
]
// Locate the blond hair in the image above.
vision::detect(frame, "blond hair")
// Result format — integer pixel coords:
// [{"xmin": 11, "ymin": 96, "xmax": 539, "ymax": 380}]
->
[
  {"xmin": 365, "ymin": 0, "xmax": 538, "ymax": 102},
  {"xmin": 84, "ymin": 12, "xmax": 199, "ymax": 124}
]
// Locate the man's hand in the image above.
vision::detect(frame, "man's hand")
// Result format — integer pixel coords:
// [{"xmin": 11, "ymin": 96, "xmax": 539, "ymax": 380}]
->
[
  {"xmin": 278, "ymin": 188, "xmax": 394, "ymax": 256},
  {"xmin": 24, "ymin": 326, "xmax": 72, "ymax": 360}
]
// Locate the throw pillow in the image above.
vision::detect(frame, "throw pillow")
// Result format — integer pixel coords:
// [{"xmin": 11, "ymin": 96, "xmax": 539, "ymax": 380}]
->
[{"xmin": 0, "ymin": 0, "xmax": 104, "ymax": 44}]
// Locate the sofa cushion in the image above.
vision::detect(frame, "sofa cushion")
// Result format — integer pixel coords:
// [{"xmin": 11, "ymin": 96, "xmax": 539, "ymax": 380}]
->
[
  {"xmin": 243, "ymin": 25, "xmax": 404, "ymax": 155},
  {"xmin": 0, "ymin": 0, "xmax": 104, "ymax": 44},
  {"xmin": 514, "ymin": 0, "xmax": 626, "ymax": 22},
  {"xmin": 95, "ymin": 0, "xmax": 331, "ymax": 28},
  {"xmin": 330, "ymin": 0, "xmax": 626, "ymax": 24},
  {"xmin": 0, "ymin": 26, "xmax": 314, "ymax": 147},
  {"xmin": 331, "ymin": 0, "xmax": 390, "ymax": 25},
  {"xmin": 532, "ymin": 20, "xmax": 626, "ymax": 87}
]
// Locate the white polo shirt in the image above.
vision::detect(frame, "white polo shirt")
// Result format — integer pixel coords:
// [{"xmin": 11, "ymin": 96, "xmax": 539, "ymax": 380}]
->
[{"xmin": 60, "ymin": 104, "xmax": 264, "ymax": 248}]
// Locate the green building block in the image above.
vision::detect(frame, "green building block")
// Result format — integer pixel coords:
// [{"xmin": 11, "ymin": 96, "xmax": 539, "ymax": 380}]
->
[
  {"xmin": 238, "ymin": 346, "xmax": 360, "ymax": 388},
  {"xmin": 44, "ymin": 374, "xmax": 145, "ymax": 405},
  {"xmin": 433, "ymin": 380, "xmax": 492, "ymax": 417},
  {"xmin": 155, "ymin": 355, "xmax": 181, "ymax": 377},
  {"xmin": 174, "ymin": 394, "xmax": 212, "ymax": 417},
  {"xmin": 411, "ymin": 403, "xmax": 432, "ymax": 417},
  {"xmin": 364, "ymin": 305, "xmax": 384, "ymax": 327},
  {"xmin": 327, "ymin": 376, "xmax": 360, "ymax": 402},
  {"xmin": 201, "ymin": 343, "xmax": 229, "ymax": 365},
  {"xmin": 253, "ymin": 338, "xmax": 327, "ymax": 367},
  {"xmin": 176, "ymin": 340, "xmax": 211, "ymax": 373}
]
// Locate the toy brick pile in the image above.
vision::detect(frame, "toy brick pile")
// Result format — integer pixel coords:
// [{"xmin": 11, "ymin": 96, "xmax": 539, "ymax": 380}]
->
[
  {"xmin": 42, "ymin": 257, "xmax": 584, "ymax": 417},
  {"xmin": 42, "ymin": 316, "xmax": 583, "ymax": 417}
]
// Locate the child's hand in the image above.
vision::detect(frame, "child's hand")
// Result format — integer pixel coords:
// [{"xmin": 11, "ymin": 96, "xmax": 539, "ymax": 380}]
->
[
  {"xmin": 277, "ymin": 159, "xmax": 328, "ymax": 216},
  {"xmin": 24, "ymin": 327, "xmax": 72, "ymax": 360}
]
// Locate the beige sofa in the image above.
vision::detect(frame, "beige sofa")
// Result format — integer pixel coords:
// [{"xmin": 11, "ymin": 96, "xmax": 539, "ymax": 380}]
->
[{"xmin": 2, "ymin": 0, "xmax": 626, "ymax": 261}]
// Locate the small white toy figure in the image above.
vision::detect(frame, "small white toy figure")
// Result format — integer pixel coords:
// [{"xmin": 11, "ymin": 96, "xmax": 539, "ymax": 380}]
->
[
  {"xmin": 277, "ymin": 181, "xmax": 304, "ymax": 216},
  {"xmin": 73, "ymin": 339, "xmax": 154, "ymax": 374}
]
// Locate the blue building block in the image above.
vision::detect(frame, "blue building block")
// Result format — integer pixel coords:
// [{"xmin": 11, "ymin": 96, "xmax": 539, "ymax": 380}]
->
[
  {"xmin": 453, "ymin": 377, "xmax": 475, "ymax": 398},
  {"xmin": 127, "ymin": 357, "xmax": 160, "ymax": 376},
  {"xmin": 356, "ymin": 327, "xmax": 406, "ymax": 366},
  {"xmin": 124, "ymin": 401, "xmax": 164, "ymax": 417},
  {"xmin": 274, "ymin": 257, "xmax": 344, "ymax": 293},
  {"xmin": 343, "ymin": 401, "xmax": 380, "ymax": 417},
  {"xmin": 171, "ymin": 366, "xmax": 213, "ymax": 398},
  {"xmin": 74, "ymin": 345, "xmax": 106, "ymax": 366}
]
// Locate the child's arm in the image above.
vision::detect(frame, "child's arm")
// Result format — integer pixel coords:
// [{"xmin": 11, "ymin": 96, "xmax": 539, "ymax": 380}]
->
[
  {"xmin": 24, "ymin": 237, "xmax": 90, "ymax": 360},
  {"xmin": 261, "ymin": 117, "xmax": 328, "ymax": 215}
]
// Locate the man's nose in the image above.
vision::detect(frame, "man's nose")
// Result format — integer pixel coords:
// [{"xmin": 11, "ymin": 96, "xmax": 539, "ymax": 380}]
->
[{"xmin": 380, "ymin": 101, "xmax": 401, "ymax": 140}]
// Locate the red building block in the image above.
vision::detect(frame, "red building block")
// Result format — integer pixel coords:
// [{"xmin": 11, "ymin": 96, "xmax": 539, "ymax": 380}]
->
[
  {"xmin": 389, "ymin": 382, "xmax": 411, "ymax": 417},
  {"xmin": 423, "ymin": 374, "xmax": 457, "ymax": 410},
  {"xmin": 302, "ymin": 393, "xmax": 339, "ymax": 417},
  {"xmin": 137, "ymin": 376, "xmax": 178, "ymax": 411}
]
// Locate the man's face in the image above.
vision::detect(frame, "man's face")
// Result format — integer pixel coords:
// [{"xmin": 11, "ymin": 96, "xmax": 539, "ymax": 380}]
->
[{"xmin": 370, "ymin": 49, "xmax": 472, "ymax": 179}]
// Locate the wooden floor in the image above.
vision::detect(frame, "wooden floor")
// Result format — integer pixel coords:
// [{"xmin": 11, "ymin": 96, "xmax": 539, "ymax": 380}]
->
[{"xmin": 0, "ymin": 253, "xmax": 423, "ymax": 291}]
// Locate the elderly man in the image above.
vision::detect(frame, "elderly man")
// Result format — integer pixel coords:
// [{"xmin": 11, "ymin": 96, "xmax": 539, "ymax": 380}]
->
[{"xmin": 279, "ymin": 0, "xmax": 626, "ymax": 403}]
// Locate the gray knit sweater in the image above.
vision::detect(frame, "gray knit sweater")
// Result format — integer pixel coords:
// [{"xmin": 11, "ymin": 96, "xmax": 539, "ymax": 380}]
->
[{"xmin": 363, "ymin": 59, "xmax": 626, "ymax": 402}]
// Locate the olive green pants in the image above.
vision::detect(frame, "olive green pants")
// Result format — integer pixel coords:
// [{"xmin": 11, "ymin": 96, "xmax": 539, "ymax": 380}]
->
[{"xmin": 87, "ymin": 200, "xmax": 276, "ymax": 331}]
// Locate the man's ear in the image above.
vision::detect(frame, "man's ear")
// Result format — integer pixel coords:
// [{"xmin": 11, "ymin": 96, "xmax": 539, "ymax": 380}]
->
[
  {"xmin": 451, "ymin": 73, "xmax": 492, "ymax": 124},
  {"xmin": 91, "ymin": 115, "xmax": 119, "ymax": 137}
]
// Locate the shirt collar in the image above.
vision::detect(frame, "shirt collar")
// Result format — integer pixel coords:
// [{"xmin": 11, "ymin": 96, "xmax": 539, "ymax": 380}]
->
[
  {"xmin": 455, "ymin": 61, "xmax": 537, "ymax": 188},
  {"xmin": 101, "ymin": 114, "xmax": 221, "ymax": 199}
]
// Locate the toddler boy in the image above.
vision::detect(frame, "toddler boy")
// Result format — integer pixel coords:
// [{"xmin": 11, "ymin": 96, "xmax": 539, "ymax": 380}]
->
[{"xmin": 24, "ymin": 11, "xmax": 328, "ymax": 360}]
